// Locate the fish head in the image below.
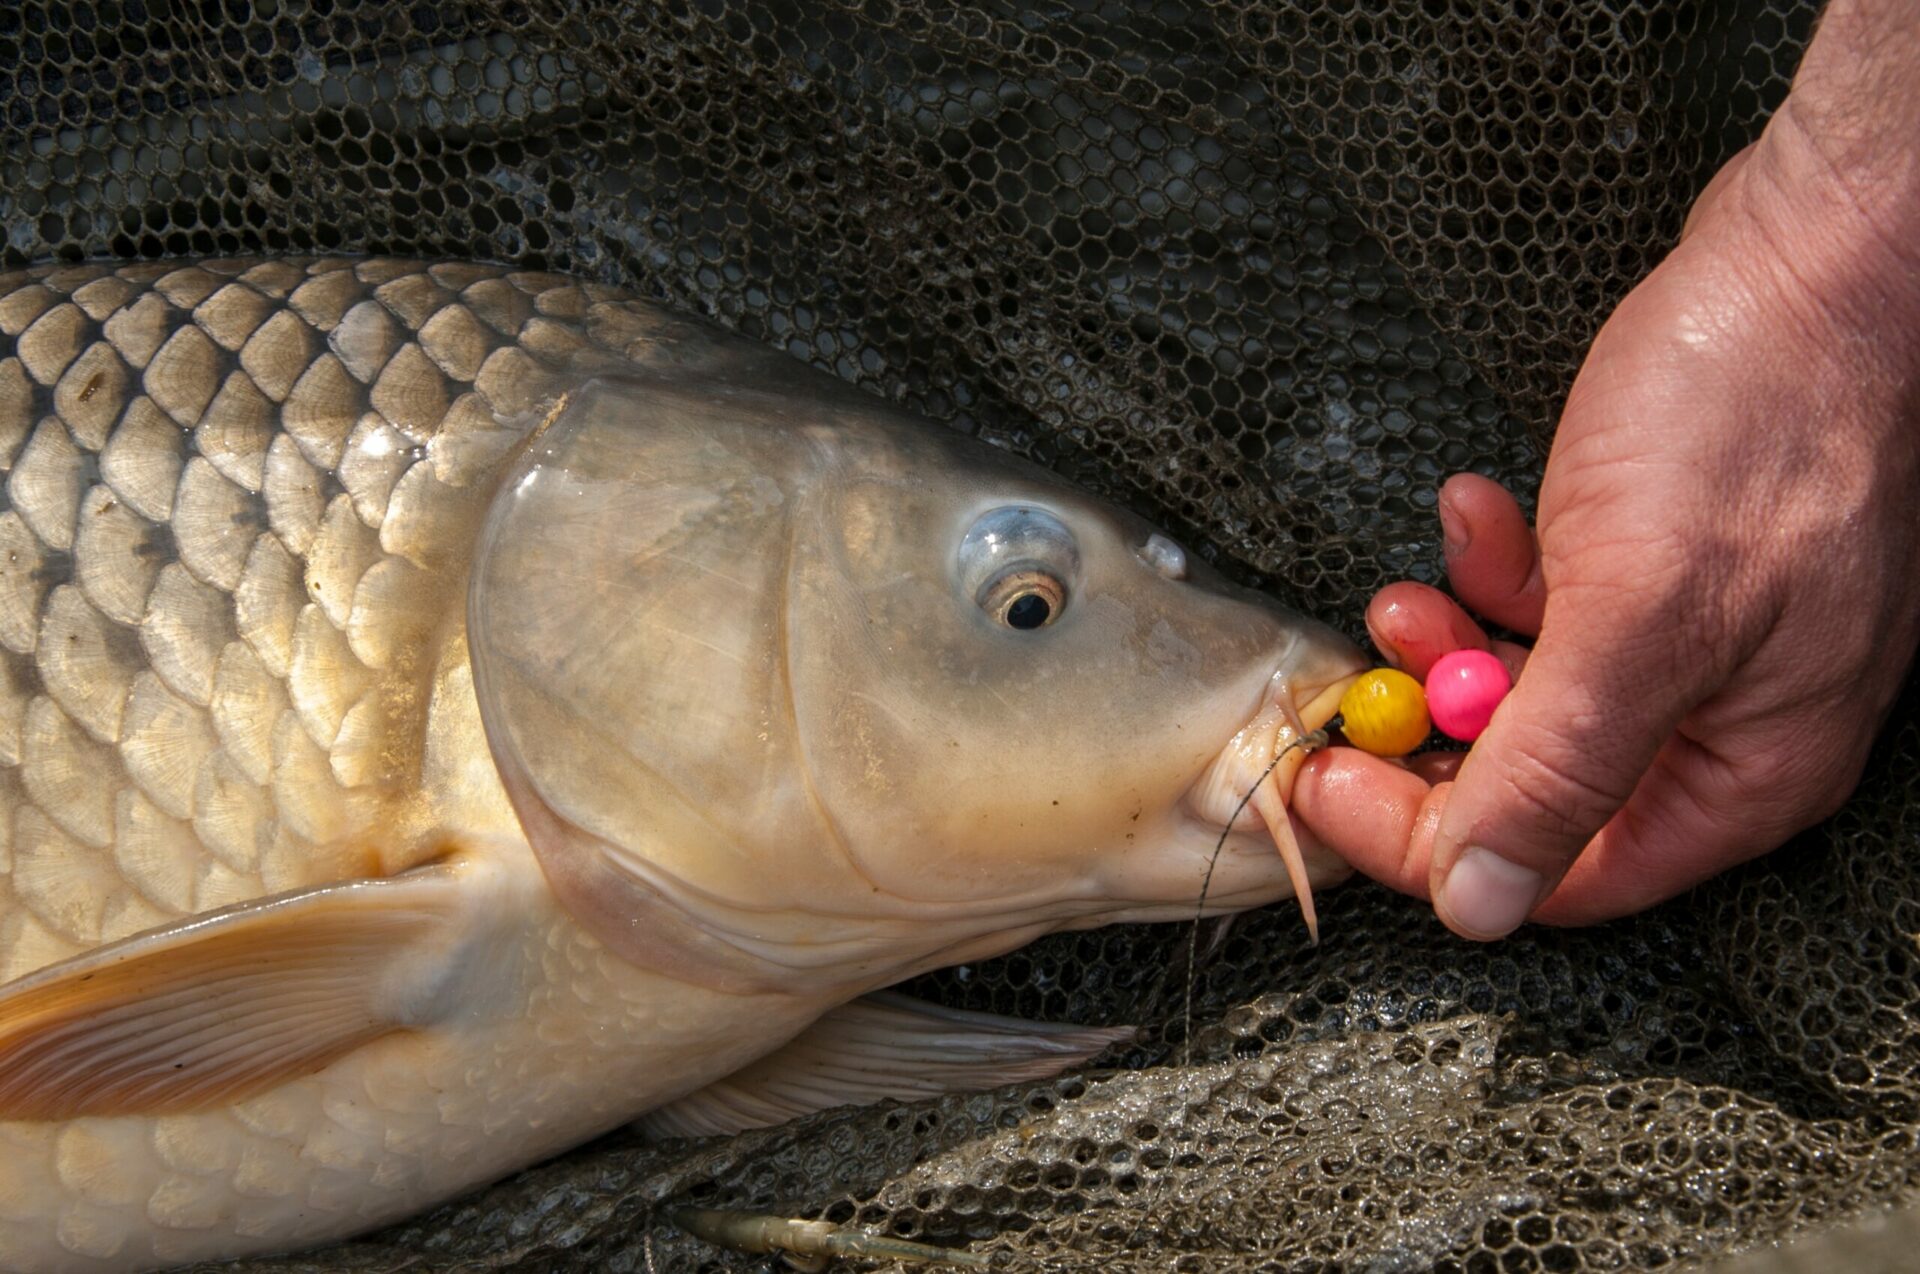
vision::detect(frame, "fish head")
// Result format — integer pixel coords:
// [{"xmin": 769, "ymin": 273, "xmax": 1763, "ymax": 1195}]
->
[
  {"xmin": 787, "ymin": 418, "xmax": 1367, "ymax": 934},
  {"xmin": 469, "ymin": 355, "xmax": 1364, "ymax": 997}
]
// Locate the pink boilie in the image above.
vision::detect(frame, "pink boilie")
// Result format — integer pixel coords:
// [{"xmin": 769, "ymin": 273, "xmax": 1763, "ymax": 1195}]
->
[{"xmin": 1425, "ymin": 649, "xmax": 1512, "ymax": 742}]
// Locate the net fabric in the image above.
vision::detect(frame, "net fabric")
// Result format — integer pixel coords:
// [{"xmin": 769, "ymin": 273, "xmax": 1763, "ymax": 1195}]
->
[{"xmin": 9, "ymin": 1, "xmax": 1916, "ymax": 1270}]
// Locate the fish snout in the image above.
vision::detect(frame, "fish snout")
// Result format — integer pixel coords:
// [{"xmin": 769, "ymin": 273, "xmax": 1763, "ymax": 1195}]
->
[
  {"xmin": 1181, "ymin": 622, "xmax": 1366, "ymax": 829},
  {"xmin": 1170, "ymin": 624, "xmax": 1366, "ymax": 939}
]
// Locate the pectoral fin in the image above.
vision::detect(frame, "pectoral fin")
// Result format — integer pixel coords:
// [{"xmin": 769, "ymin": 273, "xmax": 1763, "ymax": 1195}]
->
[
  {"xmin": 641, "ymin": 991, "xmax": 1133, "ymax": 1140},
  {"xmin": 0, "ymin": 867, "xmax": 467, "ymax": 1120}
]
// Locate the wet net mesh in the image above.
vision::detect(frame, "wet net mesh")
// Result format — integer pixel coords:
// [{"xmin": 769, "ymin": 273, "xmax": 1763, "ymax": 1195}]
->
[{"xmin": 8, "ymin": 2, "xmax": 1918, "ymax": 1270}]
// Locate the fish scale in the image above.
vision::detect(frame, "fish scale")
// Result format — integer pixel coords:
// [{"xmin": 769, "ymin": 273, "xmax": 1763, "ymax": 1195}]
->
[
  {"xmin": 0, "ymin": 256, "xmax": 631, "ymax": 986},
  {"xmin": 0, "ymin": 257, "xmax": 776, "ymax": 1273}
]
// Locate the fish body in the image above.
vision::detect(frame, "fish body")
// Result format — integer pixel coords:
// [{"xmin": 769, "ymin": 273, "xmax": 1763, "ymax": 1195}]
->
[{"xmin": 0, "ymin": 258, "xmax": 1364, "ymax": 1272}]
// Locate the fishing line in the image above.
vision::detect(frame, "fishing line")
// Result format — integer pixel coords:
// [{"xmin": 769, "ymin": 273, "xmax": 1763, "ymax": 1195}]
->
[
  {"xmin": 1180, "ymin": 728, "xmax": 1324, "ymax": 1070},
  {"xmin": 1116, "ymin": 727, "xmax": 1325, "ymax": 1254}
]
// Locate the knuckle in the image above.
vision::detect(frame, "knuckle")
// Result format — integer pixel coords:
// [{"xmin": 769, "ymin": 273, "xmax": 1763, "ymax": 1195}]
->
[{"xmin": 1488, "ymin": 734, "xmax": 1637, "ymax": 848}]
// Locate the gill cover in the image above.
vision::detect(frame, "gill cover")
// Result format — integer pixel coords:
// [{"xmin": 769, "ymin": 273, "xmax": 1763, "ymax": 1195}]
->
[{"xmin": 469, "ymin": 373, "xmax": 865, "ymax": 994}]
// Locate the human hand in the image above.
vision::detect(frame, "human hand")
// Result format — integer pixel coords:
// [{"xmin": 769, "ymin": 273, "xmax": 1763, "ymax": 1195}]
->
[{"xmin": 1291, "ymin": 0, "xmax": 1920, "ymax": 939}]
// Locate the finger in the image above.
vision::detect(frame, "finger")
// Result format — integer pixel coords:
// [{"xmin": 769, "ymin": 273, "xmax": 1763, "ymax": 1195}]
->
[
  {"xmin": 1367, "ymin": 582, "xmax": 1491, "ymax": 680},
  {"xmin": 1407, "ymin": 752, "xmax": 1464, "ymax": 784},
  {"xmin": 1528, "ymin": 739, "xmax": 1738, "ymax": 924},
  {"xmin": 1532, "ymin": 724, "xmax": 1865, "ymax": 925},
  {"xmin": 1489, "ymin": 639, "xmax": 1531, "ymax": 685},
  {"xmin": 1291, "ymin": 748, "xmax": 1450, "ymax": 899},
  {"xmin": 1439, "ymin": 475, "xmax": 1547, "ymax": 636},
  {"xmin": 1427, "ymin": 589, "xmax": 1711, "ymax": 941}
]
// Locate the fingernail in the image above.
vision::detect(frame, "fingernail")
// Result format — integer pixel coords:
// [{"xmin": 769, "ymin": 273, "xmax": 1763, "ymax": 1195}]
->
[
  {"xmin": 1439, "ymin": 498, "xmax": 1470, "ymax": 558},
  {"xmin": 1438, "ymin": 847, "xmax": 1541, "ymax": 939}
]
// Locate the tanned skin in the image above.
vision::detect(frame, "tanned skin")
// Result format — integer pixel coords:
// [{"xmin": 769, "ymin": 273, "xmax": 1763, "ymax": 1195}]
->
[{"xmin": 1294, "ymin": 0, "xmax": 1920, "ymax": 939}]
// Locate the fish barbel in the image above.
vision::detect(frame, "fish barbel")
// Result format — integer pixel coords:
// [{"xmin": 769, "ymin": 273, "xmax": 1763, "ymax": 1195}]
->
[{"xmin": 0, "ymin": 258, "xmax": 1364, "ymax": 1272}]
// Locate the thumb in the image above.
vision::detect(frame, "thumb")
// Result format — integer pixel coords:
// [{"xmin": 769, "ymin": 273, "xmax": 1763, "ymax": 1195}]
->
[{"xmin": 1427, "ymin": 589, "xmax": 1713, "ymax": 940}]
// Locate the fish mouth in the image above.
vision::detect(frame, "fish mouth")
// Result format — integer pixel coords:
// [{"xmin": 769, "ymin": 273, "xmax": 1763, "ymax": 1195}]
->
[{"xmin": 1181, "ymin": 663, "xmax": 1363, "ymax": 942}]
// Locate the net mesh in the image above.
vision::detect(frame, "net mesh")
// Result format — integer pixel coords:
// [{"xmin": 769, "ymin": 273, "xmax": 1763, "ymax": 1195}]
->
[{"xmin": 9, "ymin": 2, "xmax": 1917, "ymax": 1270}]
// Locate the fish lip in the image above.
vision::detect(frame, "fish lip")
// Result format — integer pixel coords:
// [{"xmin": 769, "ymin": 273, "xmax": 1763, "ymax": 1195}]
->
[
  {"xmin": 1177, "ymin": 657, "xmax": 1364, "ymax": 839},
  {"xmin": 1296, "ymin": 668, "xmax": 1362, "ymax": 738},
  {"xmin": 1164, "ymin": 655, "xmax": 1366, "ymax": 941}
]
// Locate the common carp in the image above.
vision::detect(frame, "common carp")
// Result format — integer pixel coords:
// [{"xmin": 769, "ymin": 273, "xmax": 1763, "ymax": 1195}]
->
[{"xmin": 0, "ymin": 258, "xmax": 1364, "ymax": 1272}]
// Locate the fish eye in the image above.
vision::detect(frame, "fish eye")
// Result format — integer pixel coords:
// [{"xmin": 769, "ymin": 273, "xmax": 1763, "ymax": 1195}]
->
[
  {"xmin": 982, "ymin": 568, "xmax": 1066, "ymax": 630},
  {"xmin": 956, "ymin": 506, "xmax": 1079, "ymax": 630}
]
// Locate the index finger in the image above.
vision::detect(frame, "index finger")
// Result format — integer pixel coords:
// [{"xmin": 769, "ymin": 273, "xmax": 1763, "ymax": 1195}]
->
[{"xmin": 1290, "ymin": 748, "xmax": 1450, "ymax": 900}]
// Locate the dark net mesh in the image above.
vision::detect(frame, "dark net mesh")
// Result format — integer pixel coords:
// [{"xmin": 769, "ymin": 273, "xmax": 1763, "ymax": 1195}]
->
[{"xmin": 10, "ymin": 2, "xmax": 1916, "ymax": 1270}]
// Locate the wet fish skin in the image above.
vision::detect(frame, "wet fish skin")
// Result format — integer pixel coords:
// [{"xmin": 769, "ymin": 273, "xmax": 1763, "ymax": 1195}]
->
[
  {"xmin": 0, "ymin": 257, "xmax": 821, "ymax": 1273},
  {"xmin": 0, "ymin": 257, "xmax": 1364, "ymax": 1272},
  {"xmin": 0, "ymin": 258, "xmax": 584, "ymax": 976}
]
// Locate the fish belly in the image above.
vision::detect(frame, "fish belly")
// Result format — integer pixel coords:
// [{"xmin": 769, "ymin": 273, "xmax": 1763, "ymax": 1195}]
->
[{"xmin": 0, "ymin": 886, "xmax": 797, "ymax": 1273}]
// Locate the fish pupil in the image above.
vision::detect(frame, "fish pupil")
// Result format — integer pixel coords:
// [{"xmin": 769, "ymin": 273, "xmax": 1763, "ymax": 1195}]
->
[{"xmin": 1005, "ymin": 593, "xmax": 1052, "ymax": 629}]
